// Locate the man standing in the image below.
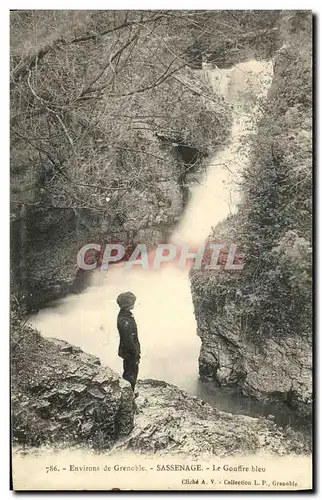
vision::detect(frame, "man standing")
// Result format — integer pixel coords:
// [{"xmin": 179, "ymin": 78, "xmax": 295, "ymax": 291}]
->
[{"xmin": 116, "ymin": 292, "xmax": 140, "ymax": 393}]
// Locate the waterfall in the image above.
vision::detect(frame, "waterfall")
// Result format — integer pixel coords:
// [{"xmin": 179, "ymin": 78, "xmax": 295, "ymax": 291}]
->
[
  {"xmin": 172, "ymin": 59, "xmax": 273, "ymax": 247},
  {"xmin": 29, "ymin": 60, "xmax": 273, "ymax": 396}
]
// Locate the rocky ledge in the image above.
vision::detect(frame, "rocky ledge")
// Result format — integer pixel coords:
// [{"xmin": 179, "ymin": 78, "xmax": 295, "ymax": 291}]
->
[
  {"xmin": 112, "ymin": 379, "xmax": 310, "ymax": 457},
  {"xmin": 12, "ymin": 321, "xmax": 134, "ymax": 449},
  {"xmin": 12, "ymin": 316, "xmax": 310, "ymax": 456}
]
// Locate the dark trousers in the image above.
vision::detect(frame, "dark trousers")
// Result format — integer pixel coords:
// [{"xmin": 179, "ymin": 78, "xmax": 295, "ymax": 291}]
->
[{"xmin": 122, "ymin": 357, "xmax": 139, "ymax": 391}]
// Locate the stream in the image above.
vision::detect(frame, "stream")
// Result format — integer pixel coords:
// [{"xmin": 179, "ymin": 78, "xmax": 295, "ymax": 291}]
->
[{"xmin": 29, "ymin": 60, "xmax": 279, "ymax": 422}]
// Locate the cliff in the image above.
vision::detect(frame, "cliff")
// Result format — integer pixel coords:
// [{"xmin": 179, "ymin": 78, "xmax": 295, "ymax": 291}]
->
[{"xmin": 190, "ymin": 12, "xmax": 312, "ymax": 419}]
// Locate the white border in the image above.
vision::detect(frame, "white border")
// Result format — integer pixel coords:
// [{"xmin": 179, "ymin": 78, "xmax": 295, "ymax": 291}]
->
[{"xmin": 2, "ymin": 2, "xmax": 319, "ymax": 498}]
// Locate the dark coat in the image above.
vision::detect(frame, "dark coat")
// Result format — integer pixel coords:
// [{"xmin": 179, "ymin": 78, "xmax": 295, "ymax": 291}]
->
[{"xmin": 117, "ymin": 309, "xmax": 141, "ymax": 360}]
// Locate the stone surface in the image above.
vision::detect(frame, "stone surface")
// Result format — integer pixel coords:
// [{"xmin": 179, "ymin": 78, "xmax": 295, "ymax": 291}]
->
[
  {"xmin": 197, "ymin": 315, "xmax": 312, "ymax": 419},
  {"xmin": 112, "ymin": 379, "xmax": 310, "ymax": 457},
  {"xmin": 11, "ymin": 319, "xmax": 134, "ymax": 449}
]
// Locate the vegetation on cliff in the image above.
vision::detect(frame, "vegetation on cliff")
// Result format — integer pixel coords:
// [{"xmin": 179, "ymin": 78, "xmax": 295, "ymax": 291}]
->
[
  {"xmin": 191, "ymin": 12, "xmax": 312, "ymax": 342},
  {"xmin": 10, "ymin": 10, "xmax": 285, "ymax": 310},
  {"xmin": 11, "ymin": 11, "xmax": 233, "ymax": 213},
  {"xmin": 190, "ymin": 12, "xmax": 312, "ymax": 413}
]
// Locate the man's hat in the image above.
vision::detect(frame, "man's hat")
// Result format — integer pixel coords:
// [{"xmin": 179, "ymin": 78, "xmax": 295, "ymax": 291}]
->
[{"xmin": 117, "ymin": 291, "xmax": 136, "ymax": 309}]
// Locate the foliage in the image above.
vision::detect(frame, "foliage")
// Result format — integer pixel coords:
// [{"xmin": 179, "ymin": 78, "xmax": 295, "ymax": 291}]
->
[
  {"xmin": 10, "ymin": 10, "xmax": 233, "ymax": 218},
  {"xmin": 191, "ymin": 12, "xmax": 312, "ymax": 343}
]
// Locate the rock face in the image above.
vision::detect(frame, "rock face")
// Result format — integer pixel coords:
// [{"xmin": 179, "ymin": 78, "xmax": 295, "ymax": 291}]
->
[
  {"xmin": 197, "ymin": 314, "xmax": 312, "ymax": 419},
  {"xmin": 10, "ymin": 206, "xmax": 106, "ymax": 311},
  {"xmin": 113, "ymin": 380, "xmax": 310, "ymax": 457},
  {"xmin": 11, "ymin": 317, "xmax": 134, "ymax": 449}
]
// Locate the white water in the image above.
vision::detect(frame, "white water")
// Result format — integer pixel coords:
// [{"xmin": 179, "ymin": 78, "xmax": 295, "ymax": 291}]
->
[{"xmin": 29, "ymin": 60, "xmax": 273, "ymax": 397}]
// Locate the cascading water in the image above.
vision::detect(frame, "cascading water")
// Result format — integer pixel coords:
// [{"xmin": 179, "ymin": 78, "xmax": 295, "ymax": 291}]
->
[
  {"xmin": 29, "ymin": 60, "xmax": 273, "ymax": 409},
  {"xmin": 173, "ymin": 60, "xmax": 273, "ymax": 245}
]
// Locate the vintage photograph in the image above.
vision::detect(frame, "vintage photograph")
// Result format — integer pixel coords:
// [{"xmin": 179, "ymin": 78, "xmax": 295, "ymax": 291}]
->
[{"xmin": 10, "ymin": 9, "xmax": 312, "ymax": 491}]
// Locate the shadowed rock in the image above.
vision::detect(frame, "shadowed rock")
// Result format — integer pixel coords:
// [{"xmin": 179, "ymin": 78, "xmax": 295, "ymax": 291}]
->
[{"xmin": 11, "ymin": 318, "xmax": 134, "ymax": 449}]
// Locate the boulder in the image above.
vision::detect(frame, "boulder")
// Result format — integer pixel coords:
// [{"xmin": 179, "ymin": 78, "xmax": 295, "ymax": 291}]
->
[{"xmin": 11, "ymin": 319, "xmax": 134, "ymax": 449}]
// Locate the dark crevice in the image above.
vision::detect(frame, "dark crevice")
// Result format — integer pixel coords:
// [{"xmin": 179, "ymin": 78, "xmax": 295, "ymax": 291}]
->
[{"xmin": 155, "ymin": 132, "xmax": 207, "ymax": 210}]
